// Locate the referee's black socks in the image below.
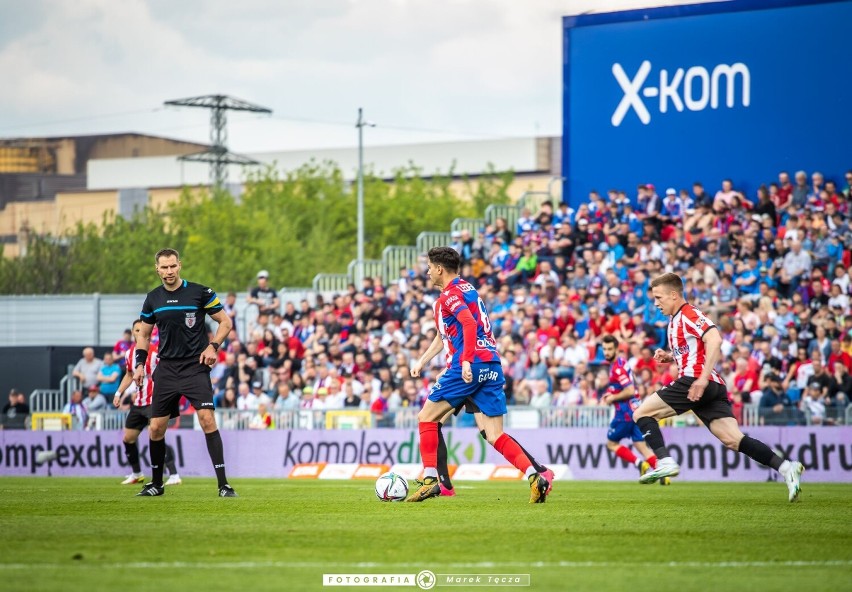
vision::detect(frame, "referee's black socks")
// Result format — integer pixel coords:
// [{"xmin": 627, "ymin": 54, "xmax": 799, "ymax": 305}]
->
[
  {"xmin": 205, "ymin": 430, "xmax": 228, "ymax": 488},
  {"xmin": 635, "ymin": 417, "xmax": 670, "ymax": 460},
  {"xmin": 150, "ymin": 438, "xmax": 166, "ymax": 487}
]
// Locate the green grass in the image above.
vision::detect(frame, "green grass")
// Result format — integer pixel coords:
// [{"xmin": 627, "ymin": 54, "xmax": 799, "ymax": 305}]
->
[{"xmin": 0, "ymin": 478, "xmax": 850, "ymax": 592}]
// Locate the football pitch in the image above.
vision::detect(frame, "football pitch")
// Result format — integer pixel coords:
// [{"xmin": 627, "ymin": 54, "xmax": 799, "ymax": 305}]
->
[{"xmin": 1, "ymin": 478, "xmax": 850, "ymax": 592}]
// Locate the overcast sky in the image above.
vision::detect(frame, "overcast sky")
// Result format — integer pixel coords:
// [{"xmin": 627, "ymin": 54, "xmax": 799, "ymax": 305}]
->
[{"xmin": 0, "ymin": 0, "xmax": 707, "ymax": 153}]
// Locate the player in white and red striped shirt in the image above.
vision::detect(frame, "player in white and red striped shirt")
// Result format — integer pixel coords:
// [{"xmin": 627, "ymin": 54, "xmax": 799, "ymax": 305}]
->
[
  {"xmin": 113, "ymin": 320, "xmax": 180, "ymax": 485},
  {"xmin": 633, "ymin": 273, "xmax": 805, "ymax": 502}
]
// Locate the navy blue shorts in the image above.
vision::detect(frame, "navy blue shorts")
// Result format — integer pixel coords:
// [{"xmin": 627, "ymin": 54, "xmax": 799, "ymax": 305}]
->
[{"xmin": 428, "ymin": 362, "xmax": 506, "ymax": 417}]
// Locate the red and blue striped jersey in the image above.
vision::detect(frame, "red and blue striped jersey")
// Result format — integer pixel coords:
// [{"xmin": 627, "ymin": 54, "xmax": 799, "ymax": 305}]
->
[
  {"xmin": 607, "ymin": 356, "xmax": 640, "ymax": 421},
  {"xmin": 433, "ymin": 277, "xmax": 499, "ymax": 369}
]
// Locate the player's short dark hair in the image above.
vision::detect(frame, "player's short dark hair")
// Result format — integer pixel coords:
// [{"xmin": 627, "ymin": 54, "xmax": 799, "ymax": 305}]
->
[
  {"xmin": 155, "ymin": 248, "xmax": 180, "ymax": 264},
  {"xmin": 601, "ymin": 334, "xmax": 619, "ymax": 347},
  {"xmin": 428, "ymin": 247, "xmax": 461, "ymax": 273},
  {"xmin": 650, "ymin": 272, "xmax": 684, "ymax": 295},
  {"xmin": 131, "ymin": 319, "xmax": 142, "ymax": 328}
]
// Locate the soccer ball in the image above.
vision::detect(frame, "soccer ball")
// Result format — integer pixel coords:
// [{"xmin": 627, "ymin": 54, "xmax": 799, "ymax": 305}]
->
[{"xmin": 375, "ymin": 471, "xmax": 409, "ymax": 502}]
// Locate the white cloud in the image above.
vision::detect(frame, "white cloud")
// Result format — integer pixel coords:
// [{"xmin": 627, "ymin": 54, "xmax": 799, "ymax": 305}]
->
[{"xmin": 0, "ymin": 0, "xmax": 690, "ymax": 150}]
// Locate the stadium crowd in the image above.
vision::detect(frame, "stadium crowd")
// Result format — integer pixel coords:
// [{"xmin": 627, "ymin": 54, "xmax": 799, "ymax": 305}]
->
[
  {"xmin": 46, "ymin": 169, "xmax": 852, "ymax": 430},
  {"xmin": 195, "ymin": 168, "xmax": 852, "ymax": 427}
]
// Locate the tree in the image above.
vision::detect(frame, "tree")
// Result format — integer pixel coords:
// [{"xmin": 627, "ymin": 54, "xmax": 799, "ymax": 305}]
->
[{"xmin": 0, "ymin": 162, "xmax": 514, "ymax": 293}]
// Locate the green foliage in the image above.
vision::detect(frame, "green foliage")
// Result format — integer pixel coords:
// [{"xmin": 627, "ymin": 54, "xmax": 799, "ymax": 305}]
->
[
  {"xmin": 0, "ymin": 208, "xmax": 176, "ymax": 294},
  {"xmin": 0, "ymin": 161, "xmax": 514, "ymax": 294}
]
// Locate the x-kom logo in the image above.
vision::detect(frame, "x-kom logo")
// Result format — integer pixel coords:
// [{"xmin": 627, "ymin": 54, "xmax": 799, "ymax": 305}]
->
[{"xmin": 611, "ymin": 60, "xmax": 751, "ymax": 126}]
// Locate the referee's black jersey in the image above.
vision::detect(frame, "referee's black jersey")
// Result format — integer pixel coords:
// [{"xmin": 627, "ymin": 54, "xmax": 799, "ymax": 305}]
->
[{"xmin": 140, "ymin": 279, "xmax": 223, "ymax": 360}]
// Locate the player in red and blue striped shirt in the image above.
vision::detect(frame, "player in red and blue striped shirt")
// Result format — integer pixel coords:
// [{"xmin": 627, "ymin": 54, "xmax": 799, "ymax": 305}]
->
[
  {"xmin": 407, "ymin": 247, "xmax": 550, "ymax": 503},
  {"xmin": 600, "ymin": 335, "xmax": 662, "ymax": 482}
]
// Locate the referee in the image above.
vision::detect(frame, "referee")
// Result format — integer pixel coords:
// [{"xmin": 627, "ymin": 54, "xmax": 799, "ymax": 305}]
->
[{"xmin": 133, "ymin": 248, "xmax": 236, "ymax": 497}]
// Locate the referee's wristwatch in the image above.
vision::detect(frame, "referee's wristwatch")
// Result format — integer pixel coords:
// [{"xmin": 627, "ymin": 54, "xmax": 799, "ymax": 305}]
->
[{"xmin": 209, "ymin": 341, "xmax": 220, "ymax": 351}]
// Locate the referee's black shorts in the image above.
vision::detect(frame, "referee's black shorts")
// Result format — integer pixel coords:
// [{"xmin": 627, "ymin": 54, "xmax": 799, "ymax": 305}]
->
[
  {"xmin": 125, "ymin": 405, "xmax": 152, "ymax": 431},
  {"xmin": 656, "ymin": 376, "xmax": 734, "ymax": 427},
  {"xmin": 152, "ymin": 357, "xmax": 215, "ymax": 419}
]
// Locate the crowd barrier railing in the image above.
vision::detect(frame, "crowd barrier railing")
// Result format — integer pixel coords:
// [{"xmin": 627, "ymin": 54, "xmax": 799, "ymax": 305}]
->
[{"xmin": 22, "ymin": 404, "xmax": 826, "ymax": 431}]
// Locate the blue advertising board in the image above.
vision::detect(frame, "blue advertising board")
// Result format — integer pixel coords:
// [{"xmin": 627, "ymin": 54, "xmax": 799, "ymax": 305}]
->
[{"xmin": 562, "ymin": 0, "xmax": 852, "ymax": 208}]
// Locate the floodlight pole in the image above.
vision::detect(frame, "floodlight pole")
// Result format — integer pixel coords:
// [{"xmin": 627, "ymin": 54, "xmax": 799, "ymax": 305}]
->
[{"xmin": 356, "ymin": 108, "xmax": 366, "ymax": 264}]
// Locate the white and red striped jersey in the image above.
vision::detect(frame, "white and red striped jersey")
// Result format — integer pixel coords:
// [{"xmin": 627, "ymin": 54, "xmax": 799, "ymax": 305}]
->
[
  {"xmin": 123, "ymin": 346, "xmax": 159, "ymax": 407},
  {"xmin": 667, "ymin": 303, "xmax": 725, "ymax": 385}
]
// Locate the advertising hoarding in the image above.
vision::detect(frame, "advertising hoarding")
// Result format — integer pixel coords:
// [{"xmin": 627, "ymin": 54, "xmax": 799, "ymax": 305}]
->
[{"xmin": 562, "ymin": 0, "xmax": 852, "ymax": 207}]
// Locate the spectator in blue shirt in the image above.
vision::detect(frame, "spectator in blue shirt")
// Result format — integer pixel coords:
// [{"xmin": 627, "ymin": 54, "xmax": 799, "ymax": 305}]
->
[
  {"xmin": 701, "ymin": 239, "xmax": 724, "ymax": 270},
  {"xmin": 734, "ymin": 257, "xmax": 761, "ymax": 297},
  {"xmin": 716, "ymin": 274, "xmax": 740, "ymax": 311},
  {"xmin": 825, "ymin": 233, "xmax": 844, "ymax": 275},
  {"xmin": 606, "ymin": 287, "xmax": 629, "ymax": 315},
  {"xmin": 96, "ymin": 352, "xmax": 122, "ymax": 397},
  {"xmin": 605, "ymin": 234, "xmax": 625, "ymax": 264}
]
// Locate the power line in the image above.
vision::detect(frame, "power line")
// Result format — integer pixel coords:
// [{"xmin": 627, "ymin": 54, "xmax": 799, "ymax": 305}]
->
[
  {"xmin": 260, "ymin": 113, "xmax": 512, "ymax": 139},
  {"xmin": 0, "ymin": 104, "xmax": 544, "ymax": 143},
  {"xmin": 0, "ymin": 108, "xmax": 163, "ymax": 133}
]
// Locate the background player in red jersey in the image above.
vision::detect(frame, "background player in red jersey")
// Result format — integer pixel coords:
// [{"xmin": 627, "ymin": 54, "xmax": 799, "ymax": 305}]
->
[
  {"xmin": 114, "ymin": 320, "xmax": 180, "ymax": 485},
  {"xmin": 634, "ymin": 273, "xmax": 804, "ymax": 502},
  {"xmin": 407, "ymin": 247, "xmax": 550, "ymax": 503},
  {"xmin": 600, "ymin": 335, "xmax": 666, "ymax": 484}
]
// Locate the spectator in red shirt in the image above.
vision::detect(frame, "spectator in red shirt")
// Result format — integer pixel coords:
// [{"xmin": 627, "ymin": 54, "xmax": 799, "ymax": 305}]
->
[
  {"xmin": 554, "ymin": 304, "xmax": 576, "ymax": 337},
  {"xmin": 371, "ymin": 383, "xmax": 393, "ymax": 428},
  {"xmin": 775, "ymin": 171, "xmax": 793, "ymax": 210},
  {"xmin": 731, "ymin": 358, "xmax": 759, "ymax": 403},
  {"xmin": 633, "ymin": 346, "xmax": 658, "ymax": 377},
  {"xmin": 535, "ymin": 316, "xmax": 561, "ymax": 349},
  {"xmin": 587, "ymin": 307, "xmax": 605, "ymax": 338},
  {"xmin": 827, "ymin": 340, "xmax": 852, "ymax": 374}
]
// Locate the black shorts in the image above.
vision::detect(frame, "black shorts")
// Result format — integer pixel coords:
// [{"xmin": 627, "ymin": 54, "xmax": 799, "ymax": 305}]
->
[
  {"xmin": 657, "ymin": 377, "xmax": 733, "ymax": 427},
  {"xmin": 453, "ymin": 398, "xmax": 481, "ymax": 416},
  {"xmin": 152, "ymin": 357, "xmax": 215, "ymax": 419},
  {"xmin": 125, "ymin": 405, "xmax": 152, "ymax": 431}
]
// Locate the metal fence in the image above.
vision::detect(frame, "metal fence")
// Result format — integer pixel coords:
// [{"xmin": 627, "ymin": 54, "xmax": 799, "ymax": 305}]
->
[
  {"xmin": 416, "ymin": 231, "xmax": 452, "ymax": 255},
  {"xmin": 450, "ymin": 218, "xmax": 486, "ymax": 236},
  {"xmin": 0, "ymin": 294, "xmax": 140, "ymax": 347},
  {"xmin": 516, "ymin": 190, "xmax": 551, "ymax": 215},
  {"xmin": 382, "ymin": 245, "xmax": 420, "ymax": 285},
  {"xmin": 311, "ymin": 273, "xmax": 349, "ymax": 294},
  {"xmin": 347, "ymin": 259, "xmax": 384, "ymax": 286},
  {"xmin": 742, "ymin": 404, "xmax": 759, "ymax": 427},
  {"xmin": 484, "ymin": 204, "xmax": 520, "ymax": 232},
  {"xmin": 538, "ymin": 406, "xmax": 612, "ymax": 427},
  {"xmin": 1, "ymin": 291, "xmax": 264, "ymax": 347},
  {"xmin": 86, "ymin": 411, "xmax": 129, "ymax": 431},
  {"xmin": 26, "ymin": 404, "xmax": 812, "ymax": 431},
  {"xmin": 30, "ymin": 388, "xmax": 67, "ymax": 413}
]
